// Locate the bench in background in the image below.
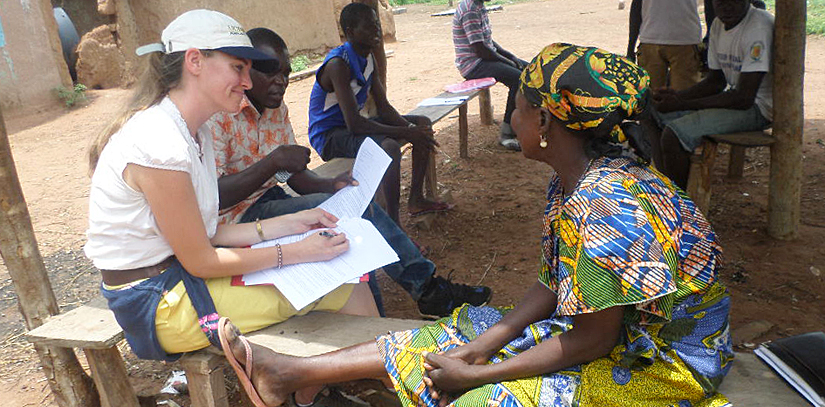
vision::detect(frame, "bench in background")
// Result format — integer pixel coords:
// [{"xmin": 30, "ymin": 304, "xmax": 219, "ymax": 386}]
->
[
  {"xmin": 407, "ymin": 87, "xmax": 494, "ymax": 198},
  {"xmin": 686, "ymin": 129, "xmax": 775, "ymax": 213}
]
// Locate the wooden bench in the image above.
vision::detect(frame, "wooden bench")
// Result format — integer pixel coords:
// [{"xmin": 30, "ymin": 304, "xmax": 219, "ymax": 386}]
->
[
  {"xmin": 686, "ymin": 129, "xmax": 775, "ymax": 213},
  {"xmin": 406, "ymin": 86, "xmax": 494, "ymax": 198},
  {"xmin": 26, "ymin": 298, "xmax": 809, "ymax": 407},
  {"xmin": 408, "ymin": 87, "xmax": 494, "ymax": 160},
  {"xmin": 25, "ymin": 298, "xmax": 424, "ymax": 407}
]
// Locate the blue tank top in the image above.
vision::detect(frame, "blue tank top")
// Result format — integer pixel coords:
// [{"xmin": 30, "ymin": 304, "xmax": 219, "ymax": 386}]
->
[{"xmin": 308, "ymin": 42, "xmax": 376, "ymax": 155}]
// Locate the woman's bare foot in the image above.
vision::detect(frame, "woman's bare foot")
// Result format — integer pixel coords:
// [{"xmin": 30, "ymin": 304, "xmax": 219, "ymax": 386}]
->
[{"xmin": 222, "ymin": 319, "xmax": 298, "ymax": 407}]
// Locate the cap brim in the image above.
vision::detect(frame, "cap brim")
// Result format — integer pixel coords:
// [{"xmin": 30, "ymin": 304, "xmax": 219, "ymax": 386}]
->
[{"xmin": 217, "ymin": 46, "xmax": 275, "ymax": 61}]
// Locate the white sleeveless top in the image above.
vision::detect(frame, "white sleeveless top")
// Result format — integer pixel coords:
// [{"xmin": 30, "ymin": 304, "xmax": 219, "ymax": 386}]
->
[{"xmin": 85, "ymin": 97, "xmax": 219, "ymax": 270}]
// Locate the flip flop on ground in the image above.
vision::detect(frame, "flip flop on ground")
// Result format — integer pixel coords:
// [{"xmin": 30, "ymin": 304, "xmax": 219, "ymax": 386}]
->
[{"xmin": 218, "ymin": 317, "xmax": 270, "ymax": 407}]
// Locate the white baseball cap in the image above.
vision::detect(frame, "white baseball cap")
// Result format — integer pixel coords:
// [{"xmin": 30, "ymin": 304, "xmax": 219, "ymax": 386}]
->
[{"xmin": 135, "ymin": 9, "xmax": 272, "ymax": 61}]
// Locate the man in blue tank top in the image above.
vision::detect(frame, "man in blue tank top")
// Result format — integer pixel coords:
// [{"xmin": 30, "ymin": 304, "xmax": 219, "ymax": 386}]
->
[{"xmin": 308, "ymin": 3, "xmax": 452, "ymax": 225}]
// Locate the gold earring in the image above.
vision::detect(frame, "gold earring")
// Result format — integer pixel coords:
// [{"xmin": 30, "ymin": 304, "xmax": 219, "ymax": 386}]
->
[{"xmin": 540, "ymin": 135, "xmax": 548, "ymax": 148}]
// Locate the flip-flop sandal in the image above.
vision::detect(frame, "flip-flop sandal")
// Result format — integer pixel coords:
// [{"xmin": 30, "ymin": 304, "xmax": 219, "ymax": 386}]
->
[
  {"xmin": 218, "ymin": 317, "xmax": 270, "ymax": 407},
  {"xmin": 409, "ymin": 202, "xmax": 455, "ymax": 217}
]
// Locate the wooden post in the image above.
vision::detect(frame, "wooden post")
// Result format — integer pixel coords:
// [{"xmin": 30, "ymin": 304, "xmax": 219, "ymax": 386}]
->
[
  {"xmin": 459, "ymin": 104, "xmax": 469, "ymax": 158},
  {"xmin": 768, "ymin": 0, "xmax": 806, "ymax": 239},
  {"xmin": 479, "ymin": 88, "xmax": 494, "ymax": 125},
  {"xmin": 0, "ymin": 107, "xmax": 99, "ymax": 406}
]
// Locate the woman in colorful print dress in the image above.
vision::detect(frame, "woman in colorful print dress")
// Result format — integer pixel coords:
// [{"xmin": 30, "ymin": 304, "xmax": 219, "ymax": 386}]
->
[{"xmin": 217, "ymin": 43, "xmax": 734, "ymax": 407}]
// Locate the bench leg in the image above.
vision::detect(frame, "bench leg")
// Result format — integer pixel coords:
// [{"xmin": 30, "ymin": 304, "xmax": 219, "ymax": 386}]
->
[
  {"xmin": 479, "ymin": 88, "xmax": 493, "ymax": 125},
  {"xmin": 728, "ymin": 145, "xmax": 746, "ymax": 179},
  {"xmin": 459, "ymin": 103, "xmax": 469, "ymax": 159},
  {"xmin": 179, "ymin": 352, "xmax": 229, "ymax": 407},
  {"xmin": 686, "ymin": 140, "xmax": 718, "ymax": 214},
  {"xmin": 84, "ymin": 347, "xmax": 140, "ymax": 407},
  {"xmin": 424, "ymin": 149, "xmax": 438, "ymax": 199}
]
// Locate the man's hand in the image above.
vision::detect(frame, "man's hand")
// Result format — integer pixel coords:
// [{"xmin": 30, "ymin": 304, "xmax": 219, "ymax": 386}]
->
[
  {"xmin": 328, "ymin": 170, "xmax": 358, "ymax": 192},
  {"xmin": 269, "ymin": 145, "xmax": 311, "ymax": 173},
  {"xmin": 405, "ymin": 123, "xmax": 438, "ymax": 151},
  {"xmin": 652, "ymin": 88, "xmax": 686, "ymax": 113}
]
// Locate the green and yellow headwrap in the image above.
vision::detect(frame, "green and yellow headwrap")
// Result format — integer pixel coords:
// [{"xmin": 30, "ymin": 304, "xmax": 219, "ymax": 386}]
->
[{"xmin": 519, "ymin": 43, "xmax": 650, "ymax": 158}]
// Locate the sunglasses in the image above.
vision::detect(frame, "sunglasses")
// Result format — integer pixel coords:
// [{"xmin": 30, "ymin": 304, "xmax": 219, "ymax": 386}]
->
[{"xmin": 252, "ymin": 59, "xmax": 281, "ymax": 75}]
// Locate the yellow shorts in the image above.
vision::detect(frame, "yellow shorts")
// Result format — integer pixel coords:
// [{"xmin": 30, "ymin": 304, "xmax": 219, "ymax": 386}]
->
[{"xmin": 155, "ymin": 277, "xmax": 354, "ymax": 353}]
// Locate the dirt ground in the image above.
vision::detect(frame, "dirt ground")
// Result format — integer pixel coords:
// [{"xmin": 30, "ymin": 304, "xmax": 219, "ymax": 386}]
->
[{"xmin": 2, "ymin": 0, "xmax": 824, "ymax": 405}]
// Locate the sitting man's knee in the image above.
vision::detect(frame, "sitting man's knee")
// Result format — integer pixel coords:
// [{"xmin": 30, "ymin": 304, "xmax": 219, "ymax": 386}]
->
[{"xmin": 381, "ymin": 138, "xmax": 402, "ymax": 157}]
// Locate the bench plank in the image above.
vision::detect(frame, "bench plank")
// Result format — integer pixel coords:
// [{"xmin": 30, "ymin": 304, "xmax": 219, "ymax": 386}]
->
[
  {"xmin": 719, "ymin": 352, "xmax": 808, "ymax": 406},
  {"xmin": 245, "ymin": 312, "xmax": 424, "ymax": 357},
  {"xmin": 26, "ymin": 297, "xmax": 123, "ymax": 349},
  {"xmin": 407, "ymin": 89, "xmax": 485, "ymax": 123},
  {"xmin": 708, "ymin": 130, "xmax": 775, "ymax": 147}
]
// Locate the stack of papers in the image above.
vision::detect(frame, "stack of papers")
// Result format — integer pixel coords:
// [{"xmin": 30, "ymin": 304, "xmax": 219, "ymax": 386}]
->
[
  {"xmin": 417, "ymin": 96, "xmax": 470, "ymax": 107},
  {"xmin": 241, "ymin": 139, "xmax": 399, "ymax": 310}
]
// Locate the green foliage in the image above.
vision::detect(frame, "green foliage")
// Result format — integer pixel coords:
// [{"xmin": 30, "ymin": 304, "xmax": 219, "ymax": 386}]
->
[
  {"xmin": 762, "ymin": 0, "xmax": 825, "ymax": 35},
  {"xmin": 54, "ymin": 83, "xmax": 87, "ymax": 108},
  {"xmin": 291, "ymin": 55, "xmax": 311, "ymax": 73}
]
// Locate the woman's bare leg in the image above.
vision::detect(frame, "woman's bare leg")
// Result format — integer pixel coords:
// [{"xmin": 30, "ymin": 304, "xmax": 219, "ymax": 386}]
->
[
  {"xmin": 222, "ymin": 320, "xmax": 389, "ymax": 406},
  {"xmin": 337, "ymin": 282, "xmax": 380, "ymax": 317}
]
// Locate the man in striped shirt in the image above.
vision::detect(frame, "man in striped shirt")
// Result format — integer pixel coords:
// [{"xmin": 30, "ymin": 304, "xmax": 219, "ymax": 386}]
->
[{"xmin": 453, "ymin": 0, "xmax": 526, "ymax": 151}]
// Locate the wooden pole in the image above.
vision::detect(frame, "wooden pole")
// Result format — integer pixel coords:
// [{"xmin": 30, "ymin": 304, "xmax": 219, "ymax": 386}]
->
[
  {"xmin": 768, "ymin": 0, "xmax": 806, "ymax": 239},
  {"xmin": 0, "ymin": 107, "xmax": 99, "ymax": 405}
]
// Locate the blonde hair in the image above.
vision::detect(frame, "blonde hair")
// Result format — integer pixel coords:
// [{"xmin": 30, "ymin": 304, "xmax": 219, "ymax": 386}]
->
[{"xmin": 88, "ymin": 51, "xmax": 194, "ymax": 173}]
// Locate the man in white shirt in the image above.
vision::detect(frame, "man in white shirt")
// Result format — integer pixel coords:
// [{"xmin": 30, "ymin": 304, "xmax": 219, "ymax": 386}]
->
[
  {"xmin": 646, "ymin": 0, "xmax": 773, "ymax": 189},
  {"xmin": 627, "ymin": 0, "xmax": 703, "ymax": 90}
]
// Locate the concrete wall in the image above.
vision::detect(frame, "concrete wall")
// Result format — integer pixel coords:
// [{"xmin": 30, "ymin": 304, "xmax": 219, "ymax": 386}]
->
[
  {"xmin": 127, "ymin": 0, "xmax": 342, "ymax": 56},
  {"xmin": 0, "ymin": 0, "xmax": 72, "ymax": 110}
]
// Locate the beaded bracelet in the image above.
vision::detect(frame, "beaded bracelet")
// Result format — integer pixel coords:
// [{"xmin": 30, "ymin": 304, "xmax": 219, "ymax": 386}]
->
[
  {"xmin": 255, "ymin": 220, "xmax": 266, "ymax": 242},
  {"xmin": 275, "ymin": 243, "xmax": 283, "ymax": 269}
]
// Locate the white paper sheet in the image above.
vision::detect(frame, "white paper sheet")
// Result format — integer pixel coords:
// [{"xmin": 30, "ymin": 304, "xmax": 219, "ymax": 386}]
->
[
  {"xmin": 416, "ymin": 96, "xmax": 470, "ymax": 107},
  {"xmin": 242, "ymin": 217, "xmax": 399, "ymax": 310},
  {"xmin": 318, "ymin": 138, "xmax": 391, "ymax": 219}
]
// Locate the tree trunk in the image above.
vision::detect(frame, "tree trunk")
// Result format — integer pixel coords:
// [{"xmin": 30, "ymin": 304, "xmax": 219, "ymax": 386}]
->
[
  {"xmin": 768, "ymin": 0, "xmax": 806, "ymax": 239},
  {"xmin": 0, "ymin": 107, "xmax": 99, "ymax": 405}
]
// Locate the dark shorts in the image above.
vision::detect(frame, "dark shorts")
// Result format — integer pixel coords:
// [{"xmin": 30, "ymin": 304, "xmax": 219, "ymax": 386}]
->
[
  {"xmin": 320, "ymin": 126, "xmax": 388, "ymax": 161},
  {"xmin": 319, "ymin": 115, "xmax": 429, "ymax": 161}
]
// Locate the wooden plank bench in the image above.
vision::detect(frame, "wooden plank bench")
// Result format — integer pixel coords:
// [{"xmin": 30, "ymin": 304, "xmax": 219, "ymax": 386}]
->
[
  {"xmin": 686, "ymin": 129, "xmax": 775, "ymax": 213},
  {"xmin": 408, "ymin": 87, "xmax": 494, "ymax": 160},
  {"xmin": 26, "ymin": 297, "xmax": 809, "ymax": 407},
  {"xmin": 407, "ymin": 86, "xmax": 493, "ymax": 198}
]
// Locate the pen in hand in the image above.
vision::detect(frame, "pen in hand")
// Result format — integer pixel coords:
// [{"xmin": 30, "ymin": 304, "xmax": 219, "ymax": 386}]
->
[{"xmin": 319, "ymin": 230, "xmax": 337, "ymax": 238}]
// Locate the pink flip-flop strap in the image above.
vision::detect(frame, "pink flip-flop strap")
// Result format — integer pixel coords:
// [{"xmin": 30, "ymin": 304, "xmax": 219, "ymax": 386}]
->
[{"xmin": 241, "ymin": 335, "xmax": 253, "ymax": 379}]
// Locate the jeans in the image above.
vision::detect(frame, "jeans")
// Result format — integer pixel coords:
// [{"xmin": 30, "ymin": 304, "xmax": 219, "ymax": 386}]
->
[
  {"xmin": 464, "ymin": 59, "xmax": 527, "ymax": 125},
  {"xmin": 241, "ymin": 186, "xmax": 436, "ymax": 315},
  {"xmin": 101, "ymin": 259, "xmax": 220, "ymax": 361},
  {"xmin": 653, "ymin": 105, "xmax": 772, "ymax": 151}
]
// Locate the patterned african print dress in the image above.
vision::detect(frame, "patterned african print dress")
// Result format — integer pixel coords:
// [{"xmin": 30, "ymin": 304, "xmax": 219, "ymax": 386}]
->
[{"xmin": 377, "ymin": 157, "xmax": 734, "ymax": 407}]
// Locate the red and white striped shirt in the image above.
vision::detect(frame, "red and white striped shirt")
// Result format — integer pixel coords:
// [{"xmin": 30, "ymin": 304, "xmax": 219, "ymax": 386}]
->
[{"xmin": 452, "ymin": 0, "xmax": 494, "ymax": 77}]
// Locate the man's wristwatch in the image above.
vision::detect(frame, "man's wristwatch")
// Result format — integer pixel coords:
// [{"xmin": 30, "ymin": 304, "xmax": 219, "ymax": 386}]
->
[{"xmin": 275, "ymin": 171, "xmax": 292, "ymax": 183}]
